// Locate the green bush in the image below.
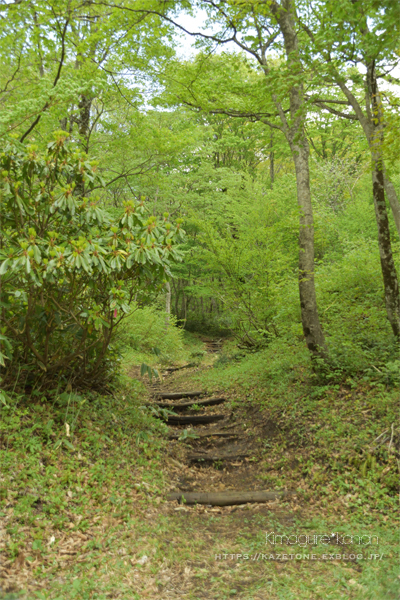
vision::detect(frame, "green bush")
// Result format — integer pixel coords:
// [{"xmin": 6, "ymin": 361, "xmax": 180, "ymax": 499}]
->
[
  {"xmin": 317, "ymin": 240, "xmax": 398, "ymax": 376},
  {"xmin": 118, "ymin": 305, "xmax": 186, "ymax": 365},
  {"xmin": 0, "ymin": 133, "xmax": 184, "ymax": 389}
]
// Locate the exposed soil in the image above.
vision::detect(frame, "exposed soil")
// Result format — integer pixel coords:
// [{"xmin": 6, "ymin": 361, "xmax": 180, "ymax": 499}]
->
[{"xmin": 137, "ymin": 340, "xmax": 295, "ymax": 508}]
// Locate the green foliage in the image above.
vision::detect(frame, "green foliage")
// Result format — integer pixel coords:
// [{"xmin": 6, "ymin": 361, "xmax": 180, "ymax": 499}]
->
[
  {"xmin": 0, "ymin": 133, "xmax": 184, "ymax": 388},
  {"xmin": 317, "ymin": 239, "xmax": 398, "ymax": 376},
  {"xmin": 0, "ymin": 4, "xmax": 399, "ymax": 599},
  {"xmin": 140, "ymin": 361, "xmax": 160, "ymax": 382},
  {"xmin": 167, "ymin": 136, "xmax": 398, "ymax": 373},
  {"xmin": 0, "ymin": 0, "xmax": 175, "ymax": 141},
  {"xmin": 117, "ymin": 305, "xmax": 186, "ymax": 366}
]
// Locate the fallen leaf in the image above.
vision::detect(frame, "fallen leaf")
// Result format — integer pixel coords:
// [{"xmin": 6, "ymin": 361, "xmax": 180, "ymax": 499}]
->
[{"xmin": 14, "ymin": 552, "xmax": 25, "ymax": 570}]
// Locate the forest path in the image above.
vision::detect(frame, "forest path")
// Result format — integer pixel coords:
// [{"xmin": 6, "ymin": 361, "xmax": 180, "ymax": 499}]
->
[
  {"xmin": 146, "ymin": 337, "xmax": 282, "ymax": 502},
  {"xmin": 130, "ymin": 338, "xmax": 306, "ymax": 599}
]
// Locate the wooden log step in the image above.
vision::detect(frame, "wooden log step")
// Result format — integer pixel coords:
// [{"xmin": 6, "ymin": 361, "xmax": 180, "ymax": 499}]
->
[
  {"xmin": 165, "ymin": 414, "xmax": 226, "ymax": 425},
  {"xmin": 220, "ymin": 422, "xmax": 243, "ymax": 430},
  {"xmin": 188, "ymin": 452, "xmax": 251, "ymax": 462},
  {"xmin": 164, "ymin": 363, "xmax": 196, "ymax": 372},
  {"xmin": 167, "ymin": 490, "xmax": 286, "ymax": 506},
  {"xmin": 153, "ymin": 397, "xmax": 226, "ymax": 410},
  {"xmin": 154, "ymin": 391, "xmax": 203, "ymax": 400},
  {"xmin": 168, "ymin": 431, "xmax": 238, "ymax": 440}
]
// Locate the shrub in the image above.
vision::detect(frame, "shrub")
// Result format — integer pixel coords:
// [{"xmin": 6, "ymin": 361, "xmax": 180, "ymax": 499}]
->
[
  {"xmin": 0, "ymin": 133, "xmax": 184, "ymax": 389},
  {"xmin": 117, "ymin": 305, "xmax": 185, "ymax": 365}
]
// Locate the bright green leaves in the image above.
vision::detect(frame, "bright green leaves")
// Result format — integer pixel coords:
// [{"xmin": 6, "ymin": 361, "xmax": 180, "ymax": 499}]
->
[
  {"xmin": 0, "ymin": 135, "xmax": 184, "ymax": 383},
  {"xmin": 140, "ymin": 362, "xmax": 160, "ymax": 382},
  {"xmin": 0, "ymin": 333, "xmax": 12, "ymax": 366}
]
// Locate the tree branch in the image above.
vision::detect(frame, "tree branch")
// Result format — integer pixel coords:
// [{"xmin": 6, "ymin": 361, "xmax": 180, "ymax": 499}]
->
[
  {"xmin": 313, "ymin": 101, "xmax": 357, "ymax": 120},
  {"xmin": 19, "ymin": 15, "xmax": 69, "ymax": 142},
  {"xmin": 0, "ymin": 55, "xmax": 21, "ymax": 96}
]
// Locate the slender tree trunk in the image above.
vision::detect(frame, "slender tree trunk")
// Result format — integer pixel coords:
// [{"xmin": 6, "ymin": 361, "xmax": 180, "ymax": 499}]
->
[
  {"xmin": 272, "ymin": 0, "xmax": 327, "ymax": 359},
  {"xmin": 181, "ymin": 291, "xmax": 186, "ymax": 323},
  {"xmin": 78, "ymin": 94, "xmax": 91, "ymax": 153},
  {"xmin": 292, "ymin": 141, "xmax": 328, "ymax": 354},
  {"xmin": 368, "ymin": 66, "xmax": 400, "ymax": 337},
  {"xmin": 372, "ymin": 165, "xmax": 400, "ymax": 337},
  {"xmin": 73, "ymin": 45, "xmax": 92, "ymax": 198},
  {"xmin": 383, "ymin": 173, "xmax": 400, "ymax": 240},
  {"xmin": 174, "ymin": 285, "xmax": 180, "ymax": 317},
  {"xmin": 269, "ymin": 129, "xmax": 274, "ymax": 189},
  {"xmin": 165, "ymin": 281, "xmax": 171, "ymax": 330},
  {"xmin": 329, "ymin": 73, "xmax": 400, "ymax": 336}
]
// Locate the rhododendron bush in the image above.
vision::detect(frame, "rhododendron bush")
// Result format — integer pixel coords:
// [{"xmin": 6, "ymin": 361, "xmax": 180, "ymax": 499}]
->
[{"xmin": 0, "ymin": 133, "xmax": 184, "ymax": 388}]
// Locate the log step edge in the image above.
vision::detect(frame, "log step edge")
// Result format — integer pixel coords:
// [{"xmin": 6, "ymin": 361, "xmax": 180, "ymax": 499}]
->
[{"xmin": 166, "ymin": 490, "xmax": 287, "ymax": 506}]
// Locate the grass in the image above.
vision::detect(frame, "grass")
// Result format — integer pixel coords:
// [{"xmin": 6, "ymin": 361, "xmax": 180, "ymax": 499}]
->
[
  {"xmin": 183, "ymin": 338, "xmax": 399, "ymax": 512},
  {"xmin": 1, "ymin": 333, "xmax": 399, "ymax": 599}
]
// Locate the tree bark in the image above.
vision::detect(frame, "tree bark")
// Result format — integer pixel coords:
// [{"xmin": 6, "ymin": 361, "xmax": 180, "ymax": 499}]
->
[
  {"xmin": 383, "ymin": 174, "xmax": 400, "ymax": 240},
  {"xmin": 372, "ymin": 165, "xmax": 400, "ymax": 337},
  {"xmin": 165, "ymin": 280, "xmax": 171, "ymax": 330},
  {"xmin": 78, "ymin": 94, "xmax": 92, "ymax": 153},
  {"xmin": 368, "ymin": 66, "xmax": 400, "ymax": 337},
  {"xmin": 333, "ymin": 77, "xmax": 400, "ymax": 243},
  {"xmin": 292, "ymin": 142, "xmax": 328, "ymax": 354},
  {"xmin": 325, "ymin": 74, "xmax": 400, "ymax": 337},
  {"xmin": 269, "ymin": 129, "xmax": 274, "ymax": 188},
  {"xmin": 272, "ymin": 0, "xmax": 327, "ymax": 359}
]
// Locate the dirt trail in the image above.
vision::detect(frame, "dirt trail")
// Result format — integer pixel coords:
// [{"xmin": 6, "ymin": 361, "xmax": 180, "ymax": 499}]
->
[
  {"xmin": 129, "ymin": 337, "xmax": 282, "ymax": 505},
  {"xmin": 130, "ymin": 339, "xmax": 305, "ymax": 598},
  {"xmin": 145, "ymin": 339, "xmax": 282, "ymax": 499}
]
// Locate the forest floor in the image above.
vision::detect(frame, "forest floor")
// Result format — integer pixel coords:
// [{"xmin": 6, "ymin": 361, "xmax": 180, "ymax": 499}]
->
[
  {"xmin": 0, "ymin": 335, "xmax": 398, "ymax": 599},
  {"xmin": 122, "ymin": 336, "xmax": 398, "ymax": 600}
]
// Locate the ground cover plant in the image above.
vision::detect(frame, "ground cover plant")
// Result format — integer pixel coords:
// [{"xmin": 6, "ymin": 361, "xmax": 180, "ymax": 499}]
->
[{"xmin": 1, "ymin": 340, "xmax": 399, "ymax": 599}]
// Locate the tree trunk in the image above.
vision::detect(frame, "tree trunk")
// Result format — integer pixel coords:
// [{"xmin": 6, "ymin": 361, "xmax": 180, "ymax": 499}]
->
[
  {"xmin": 181, "ymin": 288, "xmax": 187, "ymax": 324},
  {"xmin": 269, "ymin": 129, "xmax": 275, "ymax": 188},
  {"xmin": 78, "ymin": 94, "xmax": 91, "ymax": 153},
  {"xmin": 292, "ymin": 141, "xmax": 328, "ymax": 355},
  {"xmin": 73, "ymin": 92, "xmax": 92, "ymax": 197},
  {"xmin": 372, "ymin": 165, "xmax": 400, "ymax": 337},
  {"xmin": 368, "ymin": 64, "xmax": 400, "ymax": 338},
  {"xmin": 165, "ymin": 281, "xmax": 171, "ymax": 330},
  {"xmin": 383, "ymin": 173, "xmax": 400, "ymax": 240},
  {"xmin": 272, "ymin": 0, "xmax": 327, "ymax": 359}
]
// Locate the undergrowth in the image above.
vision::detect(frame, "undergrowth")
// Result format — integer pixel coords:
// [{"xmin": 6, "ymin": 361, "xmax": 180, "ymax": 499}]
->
[
  {"xmin": 0, "ymin": 378, "xmax": 168, "ymax": 586},
  {"xmin": 116, "ymin": 305, "xmax": 187, "ymax": 367},
  {"xmin": 187, "ymin": 339, "xmax": 399, "ymax": 515},
  {"xmin": 1, "ymin": 331, "xmax": 398, "ymax": 599}
]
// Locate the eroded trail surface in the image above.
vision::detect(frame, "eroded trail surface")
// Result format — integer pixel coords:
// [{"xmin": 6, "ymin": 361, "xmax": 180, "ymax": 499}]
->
[
  {"xmin": 133, "ymin": 339, "xmax": 306, "ymax": 599},
  {"xmin": 149, "ymin": 340, "xmax": 283, "ymax": 502}
]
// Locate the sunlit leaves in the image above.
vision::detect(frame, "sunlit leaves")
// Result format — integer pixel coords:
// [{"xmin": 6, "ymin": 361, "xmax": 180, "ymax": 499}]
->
[{"xmin": 0, "ymin": 134, "xmax": 184, "ymax": 381}]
